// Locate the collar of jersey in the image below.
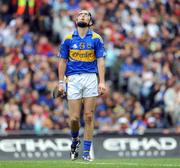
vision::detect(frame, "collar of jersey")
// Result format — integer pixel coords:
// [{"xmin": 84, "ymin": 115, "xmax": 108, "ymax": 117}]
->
[{"xmin": 73, "ymin": 29, "xmax": 92, "ymax": 37}]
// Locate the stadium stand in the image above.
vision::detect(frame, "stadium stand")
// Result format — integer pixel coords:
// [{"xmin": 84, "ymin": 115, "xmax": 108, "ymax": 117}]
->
[{"xmin": 0, "ymin": 0, "xmax": 179, "ymax": 135}]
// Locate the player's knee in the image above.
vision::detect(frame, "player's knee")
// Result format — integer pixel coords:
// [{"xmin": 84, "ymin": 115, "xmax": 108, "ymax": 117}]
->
[
  {"xmin": 84, "ymin": 113, "xmax": 93, "ymax": 123},
  {"xmin": 70, "ymin": 118, "xmax": 80, "ymax": 131},
  {"xmin": 70, "ymin": 118, "xmax": 79, "ymax": 126}
]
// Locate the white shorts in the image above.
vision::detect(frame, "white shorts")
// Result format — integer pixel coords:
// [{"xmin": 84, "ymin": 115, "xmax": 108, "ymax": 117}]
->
[{"xmin": 67, "ymin": 73, "xmax": 98, "ymax": 100}]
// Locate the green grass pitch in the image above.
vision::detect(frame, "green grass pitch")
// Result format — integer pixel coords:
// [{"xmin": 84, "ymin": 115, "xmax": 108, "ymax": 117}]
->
[{"xmin": 0, "ymin": 158, "xmax": 180, "ymax": 168}]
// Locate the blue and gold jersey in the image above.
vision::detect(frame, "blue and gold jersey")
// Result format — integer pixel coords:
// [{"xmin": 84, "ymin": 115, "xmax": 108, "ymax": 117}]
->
[{"xmin": 59, "ymin": 29, "xmax": 105, "ymax": 76}]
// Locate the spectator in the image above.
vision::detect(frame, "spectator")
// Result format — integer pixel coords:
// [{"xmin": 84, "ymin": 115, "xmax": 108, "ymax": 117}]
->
[
  {"xmin": 0, "ymin": 116, "xmax": 8, "ymax": 134},
  {"xmin": 22, "ymin": 114, "xmax": 34, "ymax": 130},
  {"xmin": 0, "ymin": 0, "xmax": 179, "ymax": 134}
]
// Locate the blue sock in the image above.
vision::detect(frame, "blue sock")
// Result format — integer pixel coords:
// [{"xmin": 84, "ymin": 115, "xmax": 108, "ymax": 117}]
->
[
  {"xmin": 71, "ymin": 131, "xmax": 79, "ymax": 145},
  {"xmin": 83, "ymin": 140, "xmax": 91, "ymax": 156}
]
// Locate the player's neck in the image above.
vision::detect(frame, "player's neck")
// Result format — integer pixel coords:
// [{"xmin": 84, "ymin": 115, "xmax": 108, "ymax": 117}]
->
[{"xmin": 77, "ymin": 27, "xmax": 89, "ymax": 38}]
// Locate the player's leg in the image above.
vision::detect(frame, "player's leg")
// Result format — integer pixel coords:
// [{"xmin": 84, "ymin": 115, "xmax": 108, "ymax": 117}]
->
[
  {"xmin": 67, "ymin": 74, "xmax": 83, "ymax": 160},
  {"xmin": 83, "ymin": 74, "xmax": 98, "ymax": 160},
  {"xmin": 68, "ymin": 99, "xmax": 82, "ymax": 160},
  {"xmin": 82, "ymin": 97, "xmax": 96, "ymax": 161},
  {"xmin": 81, "ymin": 73, "xmax": 98, "ymax": 161},
  {"xmin": 68, "ymin": 99, "xmax": 81, "ymax": 143}
]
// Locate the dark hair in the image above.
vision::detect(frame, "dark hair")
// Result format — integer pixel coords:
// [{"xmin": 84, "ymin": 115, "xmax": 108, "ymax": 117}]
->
[{"xmin": 88, "ymin": 12, "xmax": 94, "ymax": 26}]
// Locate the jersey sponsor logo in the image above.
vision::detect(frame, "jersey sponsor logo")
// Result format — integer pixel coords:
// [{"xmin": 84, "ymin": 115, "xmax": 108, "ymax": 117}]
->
[{"xmin": 69, "ymin": 50, "xmax": 95, "ymax": 62}]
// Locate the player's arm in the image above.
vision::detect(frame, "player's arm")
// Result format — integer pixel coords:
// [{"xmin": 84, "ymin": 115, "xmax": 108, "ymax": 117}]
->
[
  {"xmin": 58, "ymin": 58, "xmax": 67, "ymax": 81},
  {"xmin": 97, "ymin": 57, "xmax": 105, "ymax": 84},
  {"xmin": 53, "ymin": 57, "xmax": 67, "ymax": 98},
  {"xmin": 58, "ymin": 37, "xmax": 69, "ymax": 94},
  {"xmin": 95, "ymin": 35, "xmax": 106, "ymax": 95}
]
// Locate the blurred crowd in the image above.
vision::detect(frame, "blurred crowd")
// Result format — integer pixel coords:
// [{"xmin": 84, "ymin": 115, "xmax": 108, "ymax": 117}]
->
[{"xmin": 0, "ymin": 0, "xmax": 179, "ymax": 135}]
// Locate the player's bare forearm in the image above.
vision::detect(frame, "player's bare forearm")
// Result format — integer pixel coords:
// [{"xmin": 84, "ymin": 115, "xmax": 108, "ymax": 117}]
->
[
  {"xmin": 97, "ymin": 57, "xmax": 105, "ymax": 83},
  {"xmin": 58, "ymin": 58, "xmax": 67, "ymax": 81}
]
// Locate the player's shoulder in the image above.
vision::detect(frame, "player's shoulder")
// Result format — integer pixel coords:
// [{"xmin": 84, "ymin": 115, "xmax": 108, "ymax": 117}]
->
[
  {"xmin": 92, "ymin": 31, "xmax": 103, "ymax": 43},
  {"xmin": 92, "ymin": 31, "xmax": 102, "ymax": 39},
  {"xmin": 64, "ymin": 34, "xmax": 73, "ymax": 40},
  {"xmin": 61, "ymin": 33, "xmax": 73, "ymax": 45}
]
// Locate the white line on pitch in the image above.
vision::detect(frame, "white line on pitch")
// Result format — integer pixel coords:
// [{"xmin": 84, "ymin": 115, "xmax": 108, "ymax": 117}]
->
[{"xmin": 76, "ymin": 161, "xmax": 180, "ymax": 167}]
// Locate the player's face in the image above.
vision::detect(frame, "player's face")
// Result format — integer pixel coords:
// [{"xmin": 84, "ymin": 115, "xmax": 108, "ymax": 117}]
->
[{"xmin": 77, "ymin": 10, "xmax": 91, "ymax": 25}]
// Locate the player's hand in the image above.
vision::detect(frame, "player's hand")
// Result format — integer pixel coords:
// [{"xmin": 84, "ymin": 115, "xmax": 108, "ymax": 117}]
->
[
  {"xmin": 98, "ymin": 82, "xmax": 106, "ymax": 95},
  {"xmin": 58, "ymin": 81, "xmax": 65, "ymax": 96}
]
